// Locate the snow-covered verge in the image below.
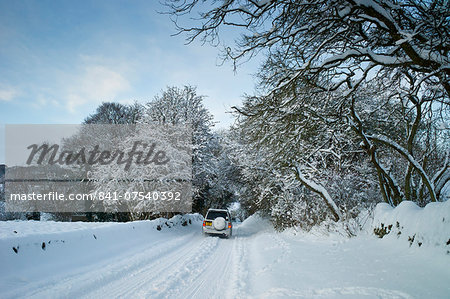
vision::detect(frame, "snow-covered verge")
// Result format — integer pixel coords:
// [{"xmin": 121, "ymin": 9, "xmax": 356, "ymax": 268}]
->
[
  {"xmin": 0, "ymin": 213, "xmax": 203, "ymax": 247},
  {"xmin": 371, "ymin": 200, "xmax": 450, "ymax": 253},
  {"xmin": 237, "ymin": 214, "xmax": 450, "ymax": 298}
]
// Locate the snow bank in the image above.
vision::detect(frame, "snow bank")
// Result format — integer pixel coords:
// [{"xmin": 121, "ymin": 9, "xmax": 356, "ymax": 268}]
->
[
  {"xmin": 372, "ymin": 200, "xmax": 450, "ymax": 252},
  {"xmin": 238, "ymin": 213, "xmax": 273, "ymax": 236},
  {"xmin": 0, "ymin": 220, "xmax": 113, "ymax": 240},
  {"xmin": 0, "ymin": 213, "xmax": 203, "ymax": 241},
  {"xmin": 0, "ymin": 214, "xmax": 203, "ymax": 278}
]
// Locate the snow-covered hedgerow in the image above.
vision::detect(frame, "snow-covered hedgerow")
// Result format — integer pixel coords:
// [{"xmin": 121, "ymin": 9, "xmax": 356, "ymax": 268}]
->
[
  {"xmin": 372, "ymin": 201, "xmax": 450, "ymax": 252},
  {"xmin": 0, "ymin": 213, "xmax": 203, "ymax": 257}
]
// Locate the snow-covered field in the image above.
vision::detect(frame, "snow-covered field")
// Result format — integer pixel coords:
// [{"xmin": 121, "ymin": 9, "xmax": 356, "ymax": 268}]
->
[{"xmin": 0, "ymin": 203, "xmax": 449, "ymax": 299}]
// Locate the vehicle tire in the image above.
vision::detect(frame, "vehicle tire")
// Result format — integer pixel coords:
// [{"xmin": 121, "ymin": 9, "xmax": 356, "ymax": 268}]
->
[{"xmin": 213, "ymin": 217, "xmax": 226, "ymax": 231}]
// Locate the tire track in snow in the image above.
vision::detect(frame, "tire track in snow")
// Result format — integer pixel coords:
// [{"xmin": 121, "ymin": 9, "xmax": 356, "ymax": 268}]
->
[
  {"xmin": 133, "ymin": 224, "xmax": 248, "ymax": 299},
  {"xmin": 258, "ymin": 286, "xmax": 413, "ymax": 298},
  {"xmin": 80, "ymin": 232, "xmax": 213, "ymax": 298},
  {"xmin": 148, "ymin": 224, "xmax": 251, "ymax": 299},
  {"xmin": 175, "ymin": 237, "xmax": 234, "ymax": 299},
  {"xmin": 138, "ymin": 235, "xmax": 222, "ymax": 298},
  {"xmin": 227, "ymin": 225, "xmax": 250, "ymax": 299}
]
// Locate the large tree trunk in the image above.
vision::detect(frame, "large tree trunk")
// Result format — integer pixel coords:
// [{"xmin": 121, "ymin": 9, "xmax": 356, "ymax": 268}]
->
[
  {"xmin": 367, "ymin": 135, "xmax": 437, "ymax": 202},
  {"xmin": 349, "ymin": 98, "xmax": 403, "ymax": 206}
]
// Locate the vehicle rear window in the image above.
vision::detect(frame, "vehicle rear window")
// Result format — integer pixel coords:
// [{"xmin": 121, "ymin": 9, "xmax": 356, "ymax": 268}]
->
[{"xmin": 206, "ymin": 210, "xmax": 228, "ymax": 220}]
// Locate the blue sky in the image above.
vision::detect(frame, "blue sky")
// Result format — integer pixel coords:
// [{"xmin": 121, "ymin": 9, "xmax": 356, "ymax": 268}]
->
[
  {"xmin": 0, "ymin": 0, "xmax": 260, "ymax": 164},
  {"xmin": 0, "ymin": 0, "xmax": 258, "ymax": 124}
]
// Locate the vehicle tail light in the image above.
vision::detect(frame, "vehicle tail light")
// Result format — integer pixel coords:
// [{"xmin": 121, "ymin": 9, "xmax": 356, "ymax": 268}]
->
[
  {"xmin": 202, "ymin": 221, "xmax": 206, "ymax": 227},
  {"xmin": 228, "ymin": 222, "xmax": 232, "ymax": 228}
]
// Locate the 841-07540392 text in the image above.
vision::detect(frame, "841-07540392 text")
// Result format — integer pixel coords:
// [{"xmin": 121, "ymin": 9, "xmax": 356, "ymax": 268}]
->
[{"xmin": 9, "ymin": 191, "xmax": 183, "ymax": 202}]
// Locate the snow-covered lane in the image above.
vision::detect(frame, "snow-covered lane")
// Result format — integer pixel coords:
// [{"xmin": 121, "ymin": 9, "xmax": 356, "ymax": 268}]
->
[
  {"xmin": 0, "ymin": 215, "xmax": 449, "ymax": 298},
  {"xmin": 0, "ymin": 217, "xmax": 246, "ymax": 299},
  {"xmin": 86, "ymin": 224, "xmax": 249, "ymax": 299}
]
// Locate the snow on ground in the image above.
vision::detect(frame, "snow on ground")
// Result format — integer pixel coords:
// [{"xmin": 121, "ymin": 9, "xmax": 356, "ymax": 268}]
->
[
  {"xmin": 0, "ymin": 204, "xmax": 449, "ymax": 298},
  {"xmin": 372, "ymin": 200, "xmax": 450, "ymax": 252}
]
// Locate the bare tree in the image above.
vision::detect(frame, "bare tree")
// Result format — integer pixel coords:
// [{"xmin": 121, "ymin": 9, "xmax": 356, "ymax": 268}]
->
[
  {"xmin": 166, "ymin": 0, "xmax": 450, "ymax": 210},
  {"xmin": 84, "ymin": 102, "xmax": 143, "ymax": 125},
  {"xmin": 143, "ymin": 86, "xmax": 220, "ymax": 213}
]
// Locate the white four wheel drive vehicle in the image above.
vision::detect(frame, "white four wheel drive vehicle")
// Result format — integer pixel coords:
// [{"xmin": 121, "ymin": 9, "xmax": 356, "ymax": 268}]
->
[{"xmin": 202, "ymin": 209, "xmax": 232, "ymax": 238}]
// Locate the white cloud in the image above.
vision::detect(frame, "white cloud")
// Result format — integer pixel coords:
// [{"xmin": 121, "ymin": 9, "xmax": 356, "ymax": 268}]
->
[
  {"xmin": 66, "ymin": 65, "xmax": 131, "ymax": 112},
  {"xmin": 0, "ymin": 86, "xmax": 18, "ymax": 101}
]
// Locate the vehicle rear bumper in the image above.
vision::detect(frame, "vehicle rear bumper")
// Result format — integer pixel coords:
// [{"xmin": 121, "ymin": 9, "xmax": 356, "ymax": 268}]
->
[{"xmin": 202, "ymin": 227, "xmax": 232, "ymax": 237}]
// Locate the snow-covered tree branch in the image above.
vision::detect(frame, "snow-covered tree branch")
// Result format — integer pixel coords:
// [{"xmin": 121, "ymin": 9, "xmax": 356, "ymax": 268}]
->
[{"xmin": 166, "ymin": 0, "xmax": 449, "ymax": 210}]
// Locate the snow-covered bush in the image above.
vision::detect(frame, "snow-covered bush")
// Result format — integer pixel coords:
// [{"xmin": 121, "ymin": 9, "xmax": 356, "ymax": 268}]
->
[{"xmin": 270, "ymin": 188, "xmax": 329, "ymax": 231}]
